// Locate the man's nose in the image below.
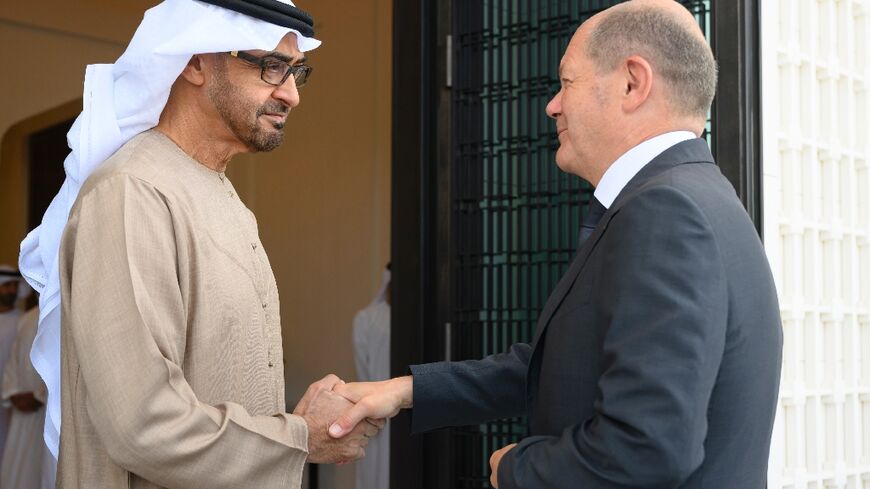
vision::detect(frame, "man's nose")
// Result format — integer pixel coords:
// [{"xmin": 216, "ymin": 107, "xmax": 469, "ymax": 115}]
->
[
  {"xmin": 546, "ymin": 90, "xmax": 562, "ymax": 119},
  {"xmin": 273, "ymin": 76, "xmax": 301, "ymax": 108}
]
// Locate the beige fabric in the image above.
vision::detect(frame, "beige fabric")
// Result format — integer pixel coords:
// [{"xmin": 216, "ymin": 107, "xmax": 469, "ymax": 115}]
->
[{"xmin": 57, "ymin": 130, "xmax": 308, "ymax": 489}]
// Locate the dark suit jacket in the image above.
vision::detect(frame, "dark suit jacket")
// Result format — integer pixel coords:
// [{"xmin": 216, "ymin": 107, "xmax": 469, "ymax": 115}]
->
[{"xmin": 410, "ymin": 139, "xmax": 783, "ymax": 488}]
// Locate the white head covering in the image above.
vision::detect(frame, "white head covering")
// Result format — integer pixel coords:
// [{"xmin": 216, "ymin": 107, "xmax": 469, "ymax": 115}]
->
[
  {"xmin": 368, "ymin": 265, "xmax": 391, "ymax": 307},
  {"xmin": 18, "ymin": 0, "xmax": 320, "ymax": 459},
  {"xmin": 0, "ymin": 264, "xmax": 31, "ymax": 317}
]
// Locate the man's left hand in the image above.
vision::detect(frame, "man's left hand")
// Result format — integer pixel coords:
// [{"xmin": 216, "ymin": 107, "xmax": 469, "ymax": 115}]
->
[{"xmin": 489, "ymin": 443, "xmax": 517, "ymax": 488}]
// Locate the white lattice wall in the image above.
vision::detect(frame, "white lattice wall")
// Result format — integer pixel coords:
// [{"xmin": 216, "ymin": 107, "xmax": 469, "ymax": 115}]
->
[{"xmin": 762, "ymin": 0, "xmax": 870, "ymax": 488}]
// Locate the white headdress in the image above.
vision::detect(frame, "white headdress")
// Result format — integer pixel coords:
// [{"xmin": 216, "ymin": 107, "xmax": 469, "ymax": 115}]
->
[
  {"xmin": 368, "ymin": 264, "xmax": 391, "ymax": 307},
  {"xmin": 0, "ymin": 265, "xmax": 30, "ymax": 304},
  {"xmin": 18, "ymin": 0, "xmax": 320, "ymax": 458}
]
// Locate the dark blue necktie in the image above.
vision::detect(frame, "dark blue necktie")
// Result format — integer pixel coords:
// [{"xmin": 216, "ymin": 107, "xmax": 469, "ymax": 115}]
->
[{"xmin": 578, "ymin": 197, "xmax": 606, "ymax": 248}]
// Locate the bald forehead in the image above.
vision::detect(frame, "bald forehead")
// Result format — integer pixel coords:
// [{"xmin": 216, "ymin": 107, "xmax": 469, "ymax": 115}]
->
[{"xmin": 558, "ymin": 19, "xmax": 593, "ymax": 76}]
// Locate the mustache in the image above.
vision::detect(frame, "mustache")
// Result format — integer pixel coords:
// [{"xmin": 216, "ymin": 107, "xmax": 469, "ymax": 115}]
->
[{"xmin": 256, "ymin": 102, "xmax": 290, "ymax": 117}]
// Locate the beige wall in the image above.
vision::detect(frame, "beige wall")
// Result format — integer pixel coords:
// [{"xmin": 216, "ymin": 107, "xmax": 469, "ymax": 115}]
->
[
  {"xmin": 229, "ymin": 2, "xmax": 393, "ymax": 485},
  {"xmin": 0, "ymin": 1, "xmax": 391, "ymax": 488},
  {"xmin": 0, "ymin": 19, "xmax": 131, "ymax": 264}
]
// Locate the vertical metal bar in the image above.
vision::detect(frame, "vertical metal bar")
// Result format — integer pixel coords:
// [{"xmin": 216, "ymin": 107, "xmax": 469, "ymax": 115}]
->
[
  {"xmin": 390, "ymin": 0, "xmax": 435, "ymax": 485},
  {"xmin": 446, "ymin": 34, "xmax": 453, "ymax": 88},
  {"xmin": 711, "ymin": 0, "xmax": 762, "ymax": 234},
  {"xmin": 308, "ymin": 463, "xmax": 317, "ymax": 489},
  {"xmin": 486, "ymin": 0, "xmax": 494, "ymax": 374},
  {"xmin": 444, "ymin": 322, "xmax": 452, "ymax": 361}
]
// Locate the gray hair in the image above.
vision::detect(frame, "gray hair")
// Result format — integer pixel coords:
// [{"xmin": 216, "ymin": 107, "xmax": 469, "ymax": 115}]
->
[{"xmin": 585, "ymin": 4, "xmax": 718, "ymax": 119}]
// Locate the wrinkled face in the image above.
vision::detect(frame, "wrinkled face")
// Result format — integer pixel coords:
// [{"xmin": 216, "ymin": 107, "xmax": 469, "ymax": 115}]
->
[
  {"xmin": 545, "ymin": 26, "xmax": 616, "ymax": 180},
  {"xmin": 0, "ymin": 281, "xmax": 18, "ymax": 309},
  {"xmin": 208, "ymin": 34, "xmax": 305, "ymax": 153}
]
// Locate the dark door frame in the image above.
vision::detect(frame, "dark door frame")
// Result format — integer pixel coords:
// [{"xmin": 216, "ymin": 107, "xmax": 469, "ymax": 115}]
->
[
  {"xmin": 390, "ymin": 1, "xmax": 762, "ymax": 487},
  {"xmin": 390, "ymin": 0, "xmax": 442, "ymax": 487},
  {"xmin": 711, "ymin": 0, "xmax": 762, "ymax": 231}
]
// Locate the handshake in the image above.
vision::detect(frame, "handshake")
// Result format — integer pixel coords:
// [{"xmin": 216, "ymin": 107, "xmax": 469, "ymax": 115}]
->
[{"xmin": 291, "ymin": 374, "xmax": 413, "ymax": 464}]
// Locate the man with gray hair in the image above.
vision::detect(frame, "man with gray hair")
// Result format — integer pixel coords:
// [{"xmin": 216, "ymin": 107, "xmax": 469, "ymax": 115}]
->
[
  {"xmin": 328, "ymin": 1, "xmax": 783, "ymax": 488},
  {"xmin": 20, "ymin": 1, "xmax": 379, "ymax": 487}
]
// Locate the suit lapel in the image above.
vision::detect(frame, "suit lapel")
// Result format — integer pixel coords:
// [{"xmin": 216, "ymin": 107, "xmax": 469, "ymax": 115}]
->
[
  {"xmin": 530, "ymin": 208, "xmax": 614, "ymax": 348},
  {"xmin": 529, "ymin": 138, "xmax": 715, "ymax": 349}
]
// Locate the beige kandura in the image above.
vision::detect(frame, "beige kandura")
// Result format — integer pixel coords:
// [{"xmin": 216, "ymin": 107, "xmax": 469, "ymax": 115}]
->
[{"xmin": 58, "ymin": 131, "xmax": 308, "ymax": 489}]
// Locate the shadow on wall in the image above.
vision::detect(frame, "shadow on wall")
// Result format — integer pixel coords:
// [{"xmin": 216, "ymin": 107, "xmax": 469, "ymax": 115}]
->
[{"xmin": 0, "ymin": 99, "xmax": 79, "ymax": 265}]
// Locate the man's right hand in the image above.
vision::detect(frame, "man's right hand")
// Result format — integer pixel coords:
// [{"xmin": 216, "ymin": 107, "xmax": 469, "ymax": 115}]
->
[
  {"xmin": 293, "ymin": 375, "xmax": 380, "ymax": 464},
  {"xmin": 329, "ymin": 376, "xmax": 413, "ymax": 438}
]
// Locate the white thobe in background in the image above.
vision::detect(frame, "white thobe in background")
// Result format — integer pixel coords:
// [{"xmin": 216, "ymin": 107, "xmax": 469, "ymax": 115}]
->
[
  {"xmin": 0, "ymin": 308, "xmax": 21, "ymax": 463},
  {"xmin": 1, "ymin": 307, "xmax": 54, "ymax": 489},
  {"xmin": 352, "ymin": 300, "xmax": 390, "ymax": 489}
]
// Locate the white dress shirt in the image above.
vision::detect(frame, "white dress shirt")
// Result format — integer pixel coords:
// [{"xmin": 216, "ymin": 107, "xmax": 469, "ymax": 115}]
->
[{"xmin": 594, "ymin": 131, "xmax": 697, "ymax": 208}]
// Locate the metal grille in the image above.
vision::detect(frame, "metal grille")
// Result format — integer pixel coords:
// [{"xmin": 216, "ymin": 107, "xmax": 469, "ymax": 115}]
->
[{"xmin": 448, "ymin": 0, "xmax": 712, "ymax": 487}]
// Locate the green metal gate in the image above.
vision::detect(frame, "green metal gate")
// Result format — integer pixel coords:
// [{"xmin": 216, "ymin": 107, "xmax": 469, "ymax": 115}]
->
[{"xmin": 447, "ymin": 1, "xmax": 713, "ymax": 487}]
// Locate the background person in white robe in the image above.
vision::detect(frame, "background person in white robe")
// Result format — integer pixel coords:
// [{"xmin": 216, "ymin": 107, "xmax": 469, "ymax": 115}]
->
[
  {"xmin": 0, "ymin": 266, "xmax": 24, "ymax": 464},
  {"xmin": 1, "ymin": 306, "xmax": 54, "ymax": 489},
  {"xmin": 352, "ymin": 264, "xmax": 391, "ymax": 489}
]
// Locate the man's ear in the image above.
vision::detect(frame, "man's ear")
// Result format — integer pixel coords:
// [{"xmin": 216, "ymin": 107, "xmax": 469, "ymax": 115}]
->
[
  {"xmin": 179, "ymin": 54, "xmax": 207, "ymax": 86},
  {"xmin": 621, "ymin": 55, "xmax": 654, "ymax": 113}
]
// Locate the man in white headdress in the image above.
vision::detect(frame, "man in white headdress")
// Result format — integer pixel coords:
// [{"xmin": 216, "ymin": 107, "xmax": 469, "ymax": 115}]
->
[
  {"xmin": 0, "ymin": 266, "xmax": 24, "ymax": 464},
  {"xmin": 18, "ymin": 1, "xmax": 380, "ymax": 487},
  {"xmin": 1, "ymin": 305, "xmax": 54, "ymax": 489},
  {"xmin": 352, "ymin": 263, "xmax": 391, "ymax": 489}
]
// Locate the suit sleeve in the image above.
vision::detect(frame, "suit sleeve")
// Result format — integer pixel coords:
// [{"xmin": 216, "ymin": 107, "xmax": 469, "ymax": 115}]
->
[
  {"xmin": 61, "ymin": 174, "xmax": 308, "ymax": 489},
  {"xmin": 499, "ymin": 186, "xmax": 728, "ymax": 489},
  {"xmin": 409, "ymin": 342, "xmax": 531, "ymax": 433}
]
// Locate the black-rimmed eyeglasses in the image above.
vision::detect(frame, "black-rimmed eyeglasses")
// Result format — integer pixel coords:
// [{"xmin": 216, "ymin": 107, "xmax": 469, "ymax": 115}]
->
[{"xmin": 229, "ymin": 51, "xmax": 312, "ymax": 87}]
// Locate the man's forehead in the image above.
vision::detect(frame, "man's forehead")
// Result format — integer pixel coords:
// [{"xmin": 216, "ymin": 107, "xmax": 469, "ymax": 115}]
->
[
  {"xmin": 258, "ymin": 32, "xmax": 303, "ymax": 60},
  {"xmin": 559, "ymin": 34, "xmax": 587, "ymax": 75}
]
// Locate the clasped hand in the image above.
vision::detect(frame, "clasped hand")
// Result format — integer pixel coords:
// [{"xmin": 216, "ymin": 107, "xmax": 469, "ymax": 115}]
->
[
  {"xmin": 294, "ymin": 375, "xmax": 413, "ymax": 464},
  {"xmin": 318, "ymin": 375, "xmax": 516, "ymax": 488},
  {"xmin": 293, "ymin": 374, "xmax": 385, "ymax": 464}
]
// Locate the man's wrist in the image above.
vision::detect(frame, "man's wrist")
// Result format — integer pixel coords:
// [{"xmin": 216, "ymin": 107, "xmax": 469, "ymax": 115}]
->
[{"xmin": 391, "ymin": 375, "xmax": 413, "ymax": 409}]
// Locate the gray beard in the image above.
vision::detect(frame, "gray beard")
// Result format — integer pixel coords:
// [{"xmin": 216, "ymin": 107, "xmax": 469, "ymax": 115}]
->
[{"xmin": 208, "ymin": 62, "xmax": 288, "ymax": 153}]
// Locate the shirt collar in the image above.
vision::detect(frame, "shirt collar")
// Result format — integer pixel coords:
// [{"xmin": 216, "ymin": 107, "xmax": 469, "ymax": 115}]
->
[{"xmin": 593, "ymin": 131, "xmax": 696, "ymax": 209}]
